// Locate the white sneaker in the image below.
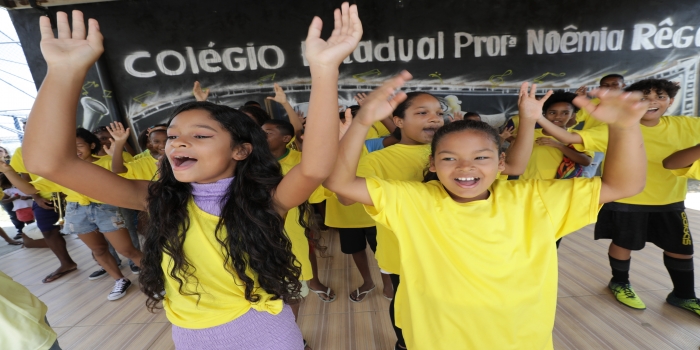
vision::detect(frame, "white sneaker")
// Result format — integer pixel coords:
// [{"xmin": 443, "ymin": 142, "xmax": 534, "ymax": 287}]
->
[{"xmin": 107, "ymin": 278, "xmax": 132, "ymax": 301}]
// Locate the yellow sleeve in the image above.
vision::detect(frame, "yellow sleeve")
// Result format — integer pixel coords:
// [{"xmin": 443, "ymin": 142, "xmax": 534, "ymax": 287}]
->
[
  {"xmin": 133, "ymin": 149, "xmax": 150, "ymax": 160},
  {"xmin": 9, "ymin": 148, "xmax": 26, "ymax": 174},
  {"xmin": 123, "ymin": 157, "xmax": 159, "ymax": 180},
  {"xmin": 122, "ymin": 151, "xmax": 135, "ymax": 163},
  {"xmin": 572, "ymin": 125, "xmax": 608, "ymax": 153},
  {"xmin": 29, "ymin": 177, "xmax": 62, "ymax": 194},
  {"xmin": 363, "ymin": 177, "xmax": 404, "ymax": 230},
  {"xmin": 373, "ymin": 121, "xmax": 391, "ymax": 137},
  {"xmin": 308, "ymin": 186, "xmax": 327, "ymax": 204},
  {"xmin": 535, "ymin": 177, "xmax": 602, "ymax": 239},
  {"xmin": 671, "ymin": 161, "xmax": 700, "ymax": 180}
]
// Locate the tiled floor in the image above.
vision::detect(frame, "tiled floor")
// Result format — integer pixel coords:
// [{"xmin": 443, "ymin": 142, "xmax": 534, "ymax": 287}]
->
[{"xmin": 2, "ymin": 212, "xmax": 700, "ymax": 349}]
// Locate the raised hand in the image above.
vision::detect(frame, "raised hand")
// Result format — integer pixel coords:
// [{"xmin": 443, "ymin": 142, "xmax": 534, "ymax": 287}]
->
[
  {"xmin": 304, "ymin": 2, "xmax": 363, "ymax": 69},
  {"xmin": 106, "ymin": 121, "xmax": 130, "ymax": 145},
  {"xmin": 193, "ymin": 81, "xmax": 210, "ymax": 102},
  {"xmin": 499, "ymin": 125, "xmax": 514, "ymax": 141},
  {"xmin": 518, "ymin": 82, "xmax": 553, "ymax": 121},
  {"xmin": 574, "ymin": 89, "xmax": 647, "ymax": 127},
  {"xmin": 266, "ymin": 83, "xmax": 288, "ymax": 104},
  {"xmin": 575, "ymin": 85, "xmax": 588, "ymax": 96},
  {"xmin": 354, "ymin": 92, "xmax": 368, "ymax": 106},
  {"xmin": 453, "ymin": 111, "xmax": 464, "ymax": 121},
  {"xmin": 355, "ymin": 71, "xmax": 412, "ymax": 126},
  {"xmin": 339, "ymin": 108, "xmax": 354, "ymax": 140},
  {"xmin": 39, "ymin": 10, "xmax": 103, "ymax": 71}
]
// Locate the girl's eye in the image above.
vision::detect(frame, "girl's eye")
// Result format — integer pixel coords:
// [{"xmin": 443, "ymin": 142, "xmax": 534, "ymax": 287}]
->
[
  {"xmin": 194, "ymin": 135, "xmax": 213, "ymax": 139},
  {"xmin": 442, "ymin": 157, "xmax": 455, "ymax": 161},
  {"xmin": 167, "ymin": 136, "xmax": 177, "ymax": 140},
  {"xmin": 475, "ymin": 156, "xmax": 489, "ymax": 160}
]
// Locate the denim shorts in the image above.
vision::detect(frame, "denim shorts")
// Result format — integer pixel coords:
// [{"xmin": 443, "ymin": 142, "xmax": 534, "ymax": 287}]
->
[{"xmin": 62, "ymin": 202, "xmax": 126, "ymax": 235}]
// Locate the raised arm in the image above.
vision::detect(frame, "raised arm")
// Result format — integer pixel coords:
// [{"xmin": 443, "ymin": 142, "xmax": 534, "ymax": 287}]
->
[
  {"xmin": 267, "ymin": 83, "xmax": 304, "ymax": 134},
  {"xmin": 106, "ymin": 121, "xmax": 130, "ymax": 174},
  {"xmin": 273, "ymin": 2, "xmax": 362, "ymax": 213},
  {"xmin": 0, "ymin": 163, "xmax": 38, "ymax": 195},
  {"xmin": 537, "ymin": 116, "xmax": 583, "ymax": 145},
  {"xmin": 663, "ymin": 144, "xmax": 700, "ymax": 169},
  {"xmin": 22, "ymin": 11, "xmax": 149, "ymax": 211},
  {"xmin": 502, "ymin": 83, "xmax": 553, "ymax": 175},
  {"xmin": 575, "ymin": 90, "xmax": 647, "ymax": 204},
  {"xmin": 193, "ymin": 81, "xmax": 210, "ymax": 102},
  {"xmin": 324, "ymin": 72, "xmax": 412, "ymax": 205}
]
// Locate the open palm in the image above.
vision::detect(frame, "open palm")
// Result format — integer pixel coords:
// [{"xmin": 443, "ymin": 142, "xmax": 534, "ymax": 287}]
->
[
  {"xmin": 40, "ymin": 11, "xmax": 103, "ymax": 70},
  {"xmin": 304, "ymin": 3, "xmax": 362, "ymax": 69},
  {"xmin": 574, "ymin": 89, "xmax": 647, "ymax": 127}
]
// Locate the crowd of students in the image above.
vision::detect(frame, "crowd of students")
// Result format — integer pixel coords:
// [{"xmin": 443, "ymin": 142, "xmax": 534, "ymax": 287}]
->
[{"xmin": 2, "ymin": 5, "xmax": 700, "ymax": 350}]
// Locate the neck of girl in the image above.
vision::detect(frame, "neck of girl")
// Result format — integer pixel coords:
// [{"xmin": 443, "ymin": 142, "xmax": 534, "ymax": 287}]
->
[{"xmin": 191, "ymin": 177, "xmax": 234, "ymax": 216}]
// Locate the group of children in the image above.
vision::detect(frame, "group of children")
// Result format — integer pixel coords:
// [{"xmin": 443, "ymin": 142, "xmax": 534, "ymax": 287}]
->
[{"xmin": 2, "ymin": 5, "xmax": 700, "ymax": 350}]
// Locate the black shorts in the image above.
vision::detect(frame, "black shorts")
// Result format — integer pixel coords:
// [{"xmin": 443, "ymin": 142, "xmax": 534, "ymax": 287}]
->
[
  {"xmin": 337, "ymin": 226, "xmax": 377, "ymax": 254},
  {"xmin": 594, "ymin": 202, "xmax": 693, "ymax": 254}
]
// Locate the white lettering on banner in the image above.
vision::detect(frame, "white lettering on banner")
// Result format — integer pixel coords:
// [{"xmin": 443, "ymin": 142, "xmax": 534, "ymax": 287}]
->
[
  {"xmin": 124, "ymin": 51, "xmax": 156, "ymax": 78},
  {"xmin": 527, "ymin": 25, "xmax": 624, "ymax": 55},
  {"xmin": 123, "ymin": 18, "xmax": 700, "ymax": 78},
  {"xmin": 125, "ymin": 44, "xmax": 286, "ymax": 77},
  {"xmin": 632, "ymin": 18, "xmax": 700, "ymax": 51}
]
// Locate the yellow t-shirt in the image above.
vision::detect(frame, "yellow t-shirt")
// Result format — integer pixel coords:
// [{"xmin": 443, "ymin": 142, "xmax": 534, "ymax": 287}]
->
[
  {"xmin": 120, "ymin": 151, "xmax": 135, "ymax": 163},
  {"xmin": 365, "ymin": 121, "xmax": 391, "ymax": 140},
  {"xmin": 364, "ymin": 177, "xmax": 602, "ymax": 350},
  {"xmin": 133, "ymin": 149, "xmax": 151, "ymax": 160},
  {"xmin": 671, "ymin": 160, "xmax": 700, "ymax": 179},
  {"xmin": 278, "ymin": 149, "xmax": 323, "ymax": 280},
  {"xmin": 324, "ymin": 145, "xmax": 376, "ymax": 228},
  {"xmin": 0, "ymin": 270, "xmax": 56, "ymax": 350},
  {"xmin": 162, "ymin": 200, "xmax": 284, "ymax": 329},
  {"xmin": 30, "ymin": 156, "xmax": 113, "ymax": 205},
  {"xmin": 9, "ymin": 147, "xmax": 52, "ymax": 200},
  {"xmin": 523, "ymin": 129, "xmax": 594, "ymax": 180},
  {"xmin": 574, "ymin": 116, "xmax": 700, "ymax": 205},
  {"xmin": 357, "ymin": 144, "xmax": 430, "ymax": 273},
  {"xmin": 574, "ymin": 98, "xmax": 605, "ymax": 131},
  {"xmin": 123, "ymin": 155, "xmax": 159, "ymax": 181}
]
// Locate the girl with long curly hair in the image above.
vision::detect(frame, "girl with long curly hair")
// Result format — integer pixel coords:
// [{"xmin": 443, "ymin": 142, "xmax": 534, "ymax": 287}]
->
[{"xmin": 22, "ymin": 4, "xmax": 362, "ymax": 349}]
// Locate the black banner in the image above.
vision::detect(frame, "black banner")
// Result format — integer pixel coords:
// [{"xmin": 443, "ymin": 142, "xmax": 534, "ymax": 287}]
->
[{"xmin": 9, "ymin": 0, "xmax": 700, "ymax": 142}]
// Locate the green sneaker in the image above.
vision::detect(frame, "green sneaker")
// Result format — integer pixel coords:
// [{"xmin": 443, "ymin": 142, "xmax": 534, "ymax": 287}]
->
[
  {"xmin": 666, "ymin": 292, "xmax": 700, "ymax": 316},
  {"xmin": 608, "ymin": 280, "xmax": 646, "ymax": 310}
]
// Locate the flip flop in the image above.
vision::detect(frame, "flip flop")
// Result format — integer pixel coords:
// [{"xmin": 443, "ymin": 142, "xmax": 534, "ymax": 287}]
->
[
  {"xmin": 349, "ymin": 285, "xmax": 376, "ymax": 303},
  {"xmin": 383, "ymin": 293, "xmax": 394, "ymax": 301},
  {"xmin": 309, "ymin": 287, "xmax": 336, "ymax": 303},
  {"xmin": 42, "ymin": 267, "xmax": 77, "ymax": 283},
  {"xmin": 5, "ymin": 241, "xmax": 22, "ymax": 246}
]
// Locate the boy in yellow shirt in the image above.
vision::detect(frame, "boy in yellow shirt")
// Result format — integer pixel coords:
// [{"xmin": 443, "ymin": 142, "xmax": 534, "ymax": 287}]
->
[{"xmin": 538, "ymin": 78, "xmax": 700, "ymax": 315}]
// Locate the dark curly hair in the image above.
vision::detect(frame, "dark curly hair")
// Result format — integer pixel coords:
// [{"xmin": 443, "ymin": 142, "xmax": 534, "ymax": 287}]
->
[
  {"xmin": 76, "ymin": 127, "xmax": 101, "ymax": 154},
  {"xmin": 239, "ymin": 105, "xmax": 272, "ymax": 126},
  {"xmin": 423, "ymin": 120, "xmax": 501, "ymax": 182},
  {"xmin": 139, "ymin": 101, "xmax": 304, "ymax": 312},
  {"xmin": 625, "ymin": 78, "xmax": 680, "ymax": 98},
  {"xmin": 542, "ymin": 90, "xmax": 579, "ymax": 114}
]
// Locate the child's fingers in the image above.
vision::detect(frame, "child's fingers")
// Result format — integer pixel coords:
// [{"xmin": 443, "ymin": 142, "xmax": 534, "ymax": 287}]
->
[
  {"xmin": 348, "ymin": 4, "xmax": 362, "ymax": 41},
  {"xmin": 529, "ymin": 84, "xmax": 538, "ymax": 98},
  {"xmin": 39, "ymin": 16, "xmax": 54, "ymax": 41},
  {"xmin": 329, "ymin": 9, "xmax": 342, "ymax": 40},
  {"xmin": 539, "ymin": 89, "xmax": 554, "ymax": 103},
  {"xmin": 572, "ymin": 93, "xmax": 597, "ymax": 115},
  {"xmin": 87, "ymin": 18, "xmax": 102, "ymax": 46},
  {"xmin": 71, "ymin": 10, "xmax": 86, "ymax": 40},
  {"xmin": 306, "ymin": 17, "xmax": 323, "ymax": 41},
  {"xmin": 56, "ymin": 12, "xmax": 71, "ymax": 39},
  {"xmin": 344, "ymin": 108, "xmax": 353, "ymax": 120},
  {"xmin": 340, "ymin": 3, "xmax": 350, "ymax": 37}
]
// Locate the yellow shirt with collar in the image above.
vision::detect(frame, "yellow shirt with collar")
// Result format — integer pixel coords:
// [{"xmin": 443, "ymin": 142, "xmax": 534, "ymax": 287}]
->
[{"xmin": 364, "ymin": 177, "xmax": 602, "ymax": 350}]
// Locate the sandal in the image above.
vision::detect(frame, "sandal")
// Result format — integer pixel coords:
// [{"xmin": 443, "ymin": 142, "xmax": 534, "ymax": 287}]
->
[
  {"xmin": 383, "ymin": 293, "xmax": 394, "ymax": 301},
  {"xmin": 41, "ymin": 267, "xmax": 77, "ymax": 283},
  {"xmin": 309, "ymin": 287, "xmax": 336, "ymax": 303},
  {"xmin": 349, "ymin": 285, "xmax": 376, "ymax": 303}
]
